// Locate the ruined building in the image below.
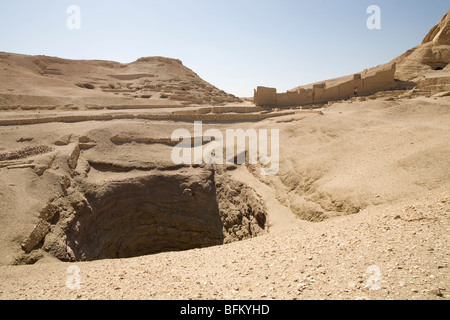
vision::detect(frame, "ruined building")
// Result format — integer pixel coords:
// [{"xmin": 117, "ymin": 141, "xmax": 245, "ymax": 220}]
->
[{"xmin": 254, "ymin": 63, "xmax": 397, "ymax": 107}]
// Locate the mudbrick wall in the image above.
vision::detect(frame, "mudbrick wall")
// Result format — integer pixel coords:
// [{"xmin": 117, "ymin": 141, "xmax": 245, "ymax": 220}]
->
[{"xmin": 254, "ymin": 63, "xmax": 397, "ymax": 107}]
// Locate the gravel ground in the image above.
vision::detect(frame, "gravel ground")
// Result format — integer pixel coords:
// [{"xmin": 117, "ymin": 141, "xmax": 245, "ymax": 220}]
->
[{"xmin": 0, "ymin": 189, "xmax": 448, "ymax": 300}]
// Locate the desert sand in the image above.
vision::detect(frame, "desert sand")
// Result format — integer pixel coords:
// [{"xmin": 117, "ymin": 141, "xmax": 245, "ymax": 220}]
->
[{"xmin": 0, "ymin": 11, "xmax": 449, "ymax": 300}]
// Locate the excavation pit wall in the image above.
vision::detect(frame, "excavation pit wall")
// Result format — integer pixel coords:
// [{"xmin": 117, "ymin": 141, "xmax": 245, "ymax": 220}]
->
[{"xmin": 35, "ymin": 166, "xmax": 267, "ymax": 262}]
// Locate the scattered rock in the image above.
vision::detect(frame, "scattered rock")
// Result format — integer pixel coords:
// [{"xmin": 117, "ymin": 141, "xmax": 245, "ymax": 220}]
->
[
  {"xmin": 429, "ymin": 289, "xmax": 443, "ymax": 297},
  {"xmin": 76, "ymin": 83, "xmax": 95, "ymax": 90},
  {"xmin": 78, "ymin": 136, "xmax": 91, "ymax": 143},
  {"xmin": 16, "ymin": 137, "xmax": 33, "ymax": 142},
  {"xmin": 55, "ymin": 135, "xmax": 72, "ymax": 146},
  {"xmin": 67, "ymin": 145, "xmax": 80, "ymax": 170},
  {"xmin": 79, "ymin": 143, "xmax": 96, "ymax": 150},
  {"xmin": 21, "ymin": 220, "xmax": 51, "ymax": 253}
]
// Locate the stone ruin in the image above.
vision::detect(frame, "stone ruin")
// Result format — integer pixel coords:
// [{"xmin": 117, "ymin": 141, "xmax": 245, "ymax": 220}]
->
[{"xmin": 254, "ymin": 62, "xmax": 397, "ymax": 107}]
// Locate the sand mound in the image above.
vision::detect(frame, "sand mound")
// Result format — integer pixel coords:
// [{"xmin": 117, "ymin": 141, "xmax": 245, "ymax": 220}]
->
[{"xmin": 248, "ymin": 97, "xmax": 450, "ymax": 223}]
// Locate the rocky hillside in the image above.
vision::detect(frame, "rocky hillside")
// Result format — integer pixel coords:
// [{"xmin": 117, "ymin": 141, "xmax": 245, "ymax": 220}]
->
[
  {"xmin": 288, "ymin": 10, "xmax": 450, "ymax": 97},
  {"xmin": 392, "ymin": 10, "xmax": 450, "ymax": 95},
  {"xmin": 0, "ymin": 53, "xmax": 241, "ymax": 109}
]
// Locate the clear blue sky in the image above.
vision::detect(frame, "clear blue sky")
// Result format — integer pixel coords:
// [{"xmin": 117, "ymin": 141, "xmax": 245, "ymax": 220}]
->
[{"xmin": 0, "ymin": 1, "xmax": 448, "ymax": 97}]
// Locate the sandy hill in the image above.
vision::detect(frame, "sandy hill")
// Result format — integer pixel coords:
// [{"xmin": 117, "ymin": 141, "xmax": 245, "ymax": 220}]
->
[{"xmin": 0, "ymin": 53, "xmax": 241, "ymax": 110}]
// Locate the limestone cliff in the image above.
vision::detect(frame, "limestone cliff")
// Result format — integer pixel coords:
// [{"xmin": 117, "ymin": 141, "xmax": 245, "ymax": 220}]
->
[
  {"xmin": 422, "ymin": 11, "xmax": 450, "ymax": 45},
  {"xmin": 393, "ymin": 10, "xmax": 450, "ymax": 82}
]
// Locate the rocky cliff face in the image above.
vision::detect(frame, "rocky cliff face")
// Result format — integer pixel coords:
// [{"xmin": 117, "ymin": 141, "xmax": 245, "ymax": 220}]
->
[
  {"xmin": 393, "ymin": 10, "xmax": 450, "ymax": 84},
  {"xmin": 422, "ymin": 11, "xmax": 450, "ymax": 45}
]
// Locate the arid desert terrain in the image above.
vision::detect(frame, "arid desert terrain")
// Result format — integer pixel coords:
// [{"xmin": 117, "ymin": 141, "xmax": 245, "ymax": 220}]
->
[{"xmin": 0, "ymin": 11, "xmax": 449, "ymax": 300}]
